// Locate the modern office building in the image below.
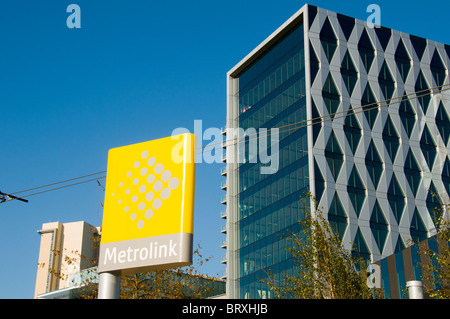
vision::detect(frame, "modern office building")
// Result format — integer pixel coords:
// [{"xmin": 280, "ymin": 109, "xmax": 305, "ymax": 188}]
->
[
  {"xmin": 222, "ymin": 4, "xmax": 450, "ymax": 298},
  {"xmin": 374, "ymin": 232, "xmax": 447, "ymax": 299},
  {"xmin": 34, "ymin": 221, "xmax": 100, "ymax": 298},
  {"xmin": 35, "ymin": 220, "xmax": 226, "ymax": 299}
]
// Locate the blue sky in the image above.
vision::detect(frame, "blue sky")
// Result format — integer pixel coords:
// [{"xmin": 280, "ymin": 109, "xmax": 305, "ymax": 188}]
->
[{"xmin": 0, "ymin": 0, "xmax": 449, "ymax": 299}]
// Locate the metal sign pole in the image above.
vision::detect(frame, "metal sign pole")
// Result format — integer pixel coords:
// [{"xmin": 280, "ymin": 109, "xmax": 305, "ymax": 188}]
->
[
  {"xmin": 97, "ymin": 134, "xmax": 196, "ymax": 298},
  {"xmin": 98, "ymin": 271, "xmax": 121, "ymax": 299}
]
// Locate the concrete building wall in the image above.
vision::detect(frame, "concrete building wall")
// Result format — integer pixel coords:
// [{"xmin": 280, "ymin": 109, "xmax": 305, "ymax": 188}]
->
[{"xmin": 34, "ymin": 221, "xmax": 100, "ymax": 298}]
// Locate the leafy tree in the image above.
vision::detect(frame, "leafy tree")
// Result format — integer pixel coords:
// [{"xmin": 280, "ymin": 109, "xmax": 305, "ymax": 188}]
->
[
  {"xmin": 266, "ymin": 192, "xmax": 381, "ymax": 299},
  {"xmin": 42, "ymin": 240, "xmax": 221, "ymax": 299},
  {"xmin": 415, "ymin": 198, "xmax": 450, "ymax": 299}
]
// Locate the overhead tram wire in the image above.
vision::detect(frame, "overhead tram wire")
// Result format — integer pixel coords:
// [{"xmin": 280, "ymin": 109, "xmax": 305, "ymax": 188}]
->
[
  {"xmin": 199, "ymin": 83, "xmax": 450, "ymax": 154},
  {"xmin": 10, "ymin": 171, "xmax": 107, "ymax": 195},
  {"xmin": 19, "ymin": 175, "xmax": 107, "ymax": 199},
  {"xmin": 0, "ymin": 171, "xmax": 106, "ymax": 204},
  {"xmin": 3, "ymin": 84, "xmax": 449, "ymax": 203}
]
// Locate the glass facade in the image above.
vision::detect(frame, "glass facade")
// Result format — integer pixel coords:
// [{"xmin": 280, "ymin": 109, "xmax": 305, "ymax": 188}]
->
[
  {"xmin": 308, "ymin": 6, "xmax": 450, "ymax": 257},
  {"xmin": 226, "ymin": 4, "xmax": 450, "ymax": 299},
  {"xmin": 235, "ymin": 23, "xmax": 306, "ymax": 299}
]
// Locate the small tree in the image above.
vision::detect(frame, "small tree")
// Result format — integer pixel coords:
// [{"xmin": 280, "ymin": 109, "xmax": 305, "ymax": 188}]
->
[
  {"xmin": 267, "ymin": 193, "xmax": 380, "ymax": 299},
  {"xmin": 116, "ymin": 244, "xmax": 218, "ymax": 299},
  {"xmin": 416, "ymin": 200, "xmax": 450, "ymax": 299},
  {"xmin": 54, "ymin": 242, "xmax": 220, "ymax": 299}
]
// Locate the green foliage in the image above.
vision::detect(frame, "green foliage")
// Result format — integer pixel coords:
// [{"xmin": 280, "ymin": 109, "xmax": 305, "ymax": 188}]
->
[
  {"xmin": 266, "ymin": 192, "xmax": 381, "ymax": 299},
  {"xmin": 415, "ymin": 200, "xmax": 450, "ymax": 299},
  {"xmin": 80, "ymin": 243, "xmax": 220, "ymax": 299},
  {"xmin": 44, "ymin": 240, "xmax": 221, "ymax": 299}
]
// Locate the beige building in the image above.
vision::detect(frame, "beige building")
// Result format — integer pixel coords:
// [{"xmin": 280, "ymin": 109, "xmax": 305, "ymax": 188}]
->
[{"xmin": 34, "ymin": 221, "xmax": 100, "ymax": 299}]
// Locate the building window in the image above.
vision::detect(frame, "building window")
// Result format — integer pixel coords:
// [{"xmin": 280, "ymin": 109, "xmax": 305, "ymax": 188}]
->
[
  {"xmin": 378, "ymin": 61, "xmax": 396, "ymax": 100},
  {"xmin": 325, "ymin": 131, "xmax": 344, "ymax": 182},
  {"xmin": 415, "ymin": 70, "xmax": 431, "ymax": 114},
  {"xmin": 365, "ymin": 140, "xmax": 383, "ymax": 189},
  {"xmin": 311, "ymin": 99, "xmax": 321, "ymax": 144},
  {"xmin": 404, "ymin": 148, "xmax": 421, "ymax": 197},
  {"xmin": 313, "ymin": 158, "xmax": 325, "ymax": 203},
  {"xmin": 352, "ymin": 229, "xmax": 371, "ymax": 261},
  {"xmin": 426, "ymin": 182, "xmax": 442, "ymax": 227},
  {"xmin": 382, "ymin": 115, "xmax": 400, "ymax": 163},
  {"xmin": 370, "ymin": 200, "xmax": 389, "ymax": 253},
  {"xmin": 410, "ymin": 208, "xmax": 428, "ymax": 244},
  {"xmin": 435, "ymin": 101, "xmax": 450, "ymax": 145},
  {"xmin": 327, "ymin": 193, "xmax": 347, "ymax": 240},
  {"xmin": 322, "ymin": 73, "xmax": 340, "ymax": 119},
  {"xmin": 361, "ymin": 83, "xmax": 378, "ymax": 129},
  {"xmin": 340, "ymin": 50, "xmax": 358, "ymax": 96},
  {"xmin": 430, "ymin": 49, "xmax": 447, "ymax": 88},
  {"xmin": 358, "ymin": 28, "xmax": 375, "ymax": 73},
  {"xmin": 410, "ymin": 35, "xmax": 427, "ymax": 61},
  {"xmin": 320, "ymin": 17, "xmax": 338, "ymax": 63},
  {"xmin": 395, "ymin": 39, "xmax": 411, "ymax": 83},
  {"xmin": 347, "ymin": 165, "xmax": 365, "ymax": 217},
  {"xmin": 420, "ymin": 124, "xmax": 437, "ymax": 170},
  {"xmin": 388, "ymin": 173, "xmax": 405, "ymax": 224},
  {"xmin": 343, "ymin": 107, "xmax": 361, "ymax": 155},
  {"xmin": 442, "ymin": 157, "xmax": 450, "ymax": 197},
  {"xmin": 398, "ymin": 95, "xmax": 416, "ymax": 138},
  {"xmin": 309, "ymin": 41, "xmax": 320, "ymax": 84}
]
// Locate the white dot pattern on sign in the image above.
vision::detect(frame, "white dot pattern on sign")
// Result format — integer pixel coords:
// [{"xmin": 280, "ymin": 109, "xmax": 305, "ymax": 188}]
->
[
  {"xmin": 169, "ymin": 177, "xmax": 179, "ymax": 189},
  {"xmin": 147, "ymin": 174, "xmax": 155, "ymax": 184},
  {"xmin": 161, "ymin": 188, "xmax": 170, "ymax": 199},
  {"xmin": 153, "ymin": 181, "xmax": 163, "ymax": 192},
  {"xmin": 153, "ymin": 198, "xmax": 162, "ymax": 209},
  {"xmin": 113, "ymin": 152, "xmax": 180, "ymax": 229},
  {"xmin": 161, "ymin": 170, "xmax": 171, "ymax": 181},
  {"xmin": 146, "ymin": 191, "xmax": 154, "ymax": 201},
  {"xmin": 154, "ymin": 163, "xmax": 163, "ymax": 174}
]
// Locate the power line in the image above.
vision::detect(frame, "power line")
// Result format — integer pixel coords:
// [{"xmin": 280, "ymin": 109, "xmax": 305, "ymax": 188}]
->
[
  {"xmin": 202, "ymin": 83, "xmax": 450, "ymax": 153},
  {"xmin": 20, "ymin": 176, "xmax": 107, "ymax": 199},
  {"xmin": 10, "ymin": 171, "xmax": 106, "ymax": 195},
  {"xmin": 4, "ymin": 84, "xmax": 449, "ymax": 203},
  {"xmin": 0, "ymin": 191, "xmax": 28, "ymax": 203},
  {"xmin": 1, "ymin": 172, "xmax": 106, "ymax": 204}
]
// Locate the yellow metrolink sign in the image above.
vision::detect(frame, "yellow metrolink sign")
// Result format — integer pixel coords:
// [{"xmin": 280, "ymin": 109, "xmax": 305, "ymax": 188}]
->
[{"xmin": 98, "ymin": 133, "xmax": 196, "ymax": 274}]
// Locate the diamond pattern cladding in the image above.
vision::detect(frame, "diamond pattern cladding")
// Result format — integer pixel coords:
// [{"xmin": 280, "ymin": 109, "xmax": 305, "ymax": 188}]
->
[{"xmin": 307, "ymin": 6, "xmax": 450, "ymax": 261}]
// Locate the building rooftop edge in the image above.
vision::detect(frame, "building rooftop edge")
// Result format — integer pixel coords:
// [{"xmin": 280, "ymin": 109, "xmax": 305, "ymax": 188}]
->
[
  {"xmin": 227, "ymin": 4, "xmax": 308, "ymax": 78},
  {"xmin": 227, "ymin": 3, "xmax": 450, "ymax": 79}
]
